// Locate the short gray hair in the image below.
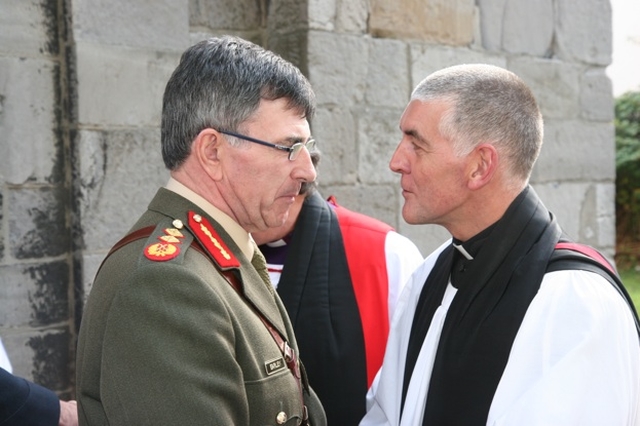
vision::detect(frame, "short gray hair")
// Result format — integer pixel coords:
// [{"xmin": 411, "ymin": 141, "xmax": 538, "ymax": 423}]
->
[
  {"xmin": 161, "ymin": 36, "xmax": 316, "ymax": 170},
  {"xmin": 411, "ymin": 64, "xmax": 543, "ymax": 183}
]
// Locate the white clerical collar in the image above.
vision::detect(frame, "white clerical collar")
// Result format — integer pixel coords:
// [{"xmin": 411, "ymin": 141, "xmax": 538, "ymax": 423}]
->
[
  {"xmin": 452, "ymin": 242, "xmax": 474, "ymax": 260},
  {"xmin": 265, "ymin": 238, "xmax": 287, "ymax": 248},
  {"xmin": 165, "ymin": 177, "xmax": 254, "ymax": 260}
]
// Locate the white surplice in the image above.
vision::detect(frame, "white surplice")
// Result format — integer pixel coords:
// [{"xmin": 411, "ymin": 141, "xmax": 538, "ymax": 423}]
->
[{"xmin": 361, "ymin": 240, "xmax": 640, "ymax": 426}]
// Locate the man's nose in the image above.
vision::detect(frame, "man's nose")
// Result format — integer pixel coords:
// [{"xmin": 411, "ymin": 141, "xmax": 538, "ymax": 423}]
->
[{"xmin": 292, "ymin": 147, "xmax": 317, "ymax": 183}]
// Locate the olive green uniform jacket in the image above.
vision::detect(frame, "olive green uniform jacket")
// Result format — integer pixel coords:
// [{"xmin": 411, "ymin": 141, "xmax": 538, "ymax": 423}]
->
[{"xmin": 76, "ymin": 188, "xmax": 326, "ymax": 426}]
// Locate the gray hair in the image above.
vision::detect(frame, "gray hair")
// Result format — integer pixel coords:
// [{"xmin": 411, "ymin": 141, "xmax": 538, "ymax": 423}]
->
[
  {"xmin": 411, "ymin": 64, "xmax": 543, "ymax": 183},
  {"xmin": 161, "ymin": 36, "xmax": 316, "ymax": 170}
]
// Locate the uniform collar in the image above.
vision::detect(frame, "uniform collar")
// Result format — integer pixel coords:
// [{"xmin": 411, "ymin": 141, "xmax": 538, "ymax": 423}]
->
[{"xmin": 165, "ymin": 177, "xmax": 254, "ymax": 261}]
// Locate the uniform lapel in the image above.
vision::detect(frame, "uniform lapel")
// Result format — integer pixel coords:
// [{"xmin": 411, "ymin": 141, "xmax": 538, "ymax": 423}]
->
[{"xmin": 147, "ymin": 188, "xmax": 289, "ymax": 337}]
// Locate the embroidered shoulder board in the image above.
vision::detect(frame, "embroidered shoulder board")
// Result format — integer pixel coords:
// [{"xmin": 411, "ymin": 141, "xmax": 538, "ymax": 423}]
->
[
  {"xmin": 140, "ymin": 219, "xmax": 193, "ymax": 264},
  {"xmin": 188, "ymin": 211, "xmax": 240, "ymax": 269}
]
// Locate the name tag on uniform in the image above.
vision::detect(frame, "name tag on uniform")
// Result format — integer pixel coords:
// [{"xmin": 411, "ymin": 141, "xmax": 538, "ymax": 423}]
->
[{"xmin": 265, "ymin": 357, "xmax": 286, "ymax": 375}]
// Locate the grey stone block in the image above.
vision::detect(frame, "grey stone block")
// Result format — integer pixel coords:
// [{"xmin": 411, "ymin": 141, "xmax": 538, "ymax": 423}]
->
[
  {"xmin": 307, "ymin": 31, "xmax": 368, "ymax": 106},
  {"xmin": 0, "ymin": 0, "xmax": 57, "ymax": 56},
  {"xmin": 0, "ymin": 57, "xmax": 59, "ymax": 185},
  {"xmin": 190, "ymin": 0, "xmax": 263, "ymax": 31},
  {"xmin": 76, "ymin": 129, "xmax": 168, "ymax": 253},
  {"xmin": 533, "ymin": 119, "xmax": 614, "ymax": 182},
  {"xmin": 476, "ymin": 0, "xmax": 507, "ymax": 51},
  {"xmin": 73, "ymin": 0, "xmax": 189, "ymax": 50},
  {"xmin": 532, "ymin": 182, "xmax": 586, "ymax": 242},
  {"xmin": 0, "ymin": 261, "xmax": 69, "ymax": 327},
  {"xmin": 0, "ymin": 191, "xmax": 3, "ymax": 261},
  {"xmin": 309, "ymin": 0, "xmax": 337, "ymax": 30},
  {"xmin": 267, "ymin": 30, "xmax": 309, "ymax": 74},
  {"xmin": 8, "ymin": 186, "xmax": 69, "ymax": 259},
  {"xmin": 312, "ymin": 107, "xmax": 358, "ymax": 186},
  {"xmin": 555, "ymin": 0, "xmax": 611, "ymax": 65},
  {"xmin": 80, "ymin": 253, "xmax": 107, "ymax": 300},
  {"xmin": 76, "ymin": 42, "xmax": 181, "ymax": 127},
  {"xmin": 410, "ymin": 44, "xmax": 506, "ymax": 89},
  {"xmin": 581, "ymin": 68, "xmax": 614, "ymax": 121},
  {"xmin": 580, "ymin": 183, "xmax": 616, "ymax": 248},
  {"xmin": 369, "ymin": 0, "xmax": 476, "ymax": 45},
  {"xmin": 336, "ymin": 0, "xmax": 369, "ymax": 33},
  {"xmin": 478, "ymin": 0, "xmax": 554, "ymax": 56},
  {"xmin": 267, "ymin": 0, "xmax": 309, "ymax": 34},
  {"xmin": 0, "ymin": 328, "xmax": 72, "ymax": 391},
  {"xmin": 358, "ymin": 107, "xmax": 405, "ymax": 184},
  {"xmin": 365, "ymin": 38, "xmax": 409, "ymax": 108},
  {"xmin": 533, "ymin": 182, "xmax": 614, "ymax": 252},
  {"xmin": 509, "ymin": 57, "xmax": 581, "ymax": 119}
]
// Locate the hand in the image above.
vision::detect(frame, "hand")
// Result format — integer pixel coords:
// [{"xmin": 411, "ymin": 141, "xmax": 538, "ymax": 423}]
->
[{"xmin": 59, "ymin": 400, "xmax": 78, "ymax": 426}]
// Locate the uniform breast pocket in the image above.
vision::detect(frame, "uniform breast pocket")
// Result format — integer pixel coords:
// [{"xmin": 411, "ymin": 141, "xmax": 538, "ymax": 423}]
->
[{"xmin": 245, "ymin": 366, "xmax": 305, "ymax": 426}]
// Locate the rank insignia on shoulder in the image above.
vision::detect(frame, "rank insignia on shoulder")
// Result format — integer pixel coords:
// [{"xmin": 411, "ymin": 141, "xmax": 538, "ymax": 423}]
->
[
  {"xmin": 165, "ymin": 228, "xmax": 184, "ymax": 238},
  {"xmin": 159, "ymin": 235, "xmax": 181, "ymax": 243},
  {"xmin": 144, "ymin": 242, "xmax": 180, "ymax": 261},
  {"xmin": 143, "ymin": 226, "xmax": 187, "ymax": 262},
  {"xmin": 188, "ymin": 211, "xmax": 240, "ymax": 268}
]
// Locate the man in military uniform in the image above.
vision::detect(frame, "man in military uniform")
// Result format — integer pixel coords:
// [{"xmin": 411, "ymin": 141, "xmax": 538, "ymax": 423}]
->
[{"xmin": 76, "ymin": 36, "xmax": 326, "ymax": 426}]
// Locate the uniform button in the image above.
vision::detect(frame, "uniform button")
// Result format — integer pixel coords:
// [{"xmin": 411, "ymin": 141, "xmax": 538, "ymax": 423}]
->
[{"xmin": 276, "ymin": 411, "xmax": 287, "ymax": 424}]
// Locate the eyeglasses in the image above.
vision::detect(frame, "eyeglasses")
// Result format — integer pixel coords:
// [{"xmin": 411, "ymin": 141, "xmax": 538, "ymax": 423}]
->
[{"xmin": 217, "ymin": 129, "xmax": 316, "ymax": 161}]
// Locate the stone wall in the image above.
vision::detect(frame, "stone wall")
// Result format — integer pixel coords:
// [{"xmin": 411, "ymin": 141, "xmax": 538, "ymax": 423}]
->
[{"xmin": 0, "ymin": 0, "xmax": 614, "ymax": 396}]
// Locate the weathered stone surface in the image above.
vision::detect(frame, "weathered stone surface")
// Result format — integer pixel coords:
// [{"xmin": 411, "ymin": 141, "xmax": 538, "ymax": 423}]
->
[
  {"xmin": 76, "ymin": 129, "xmax": 168, "ymax": 253},
  {"xmin": 478, "ymin": 0, "xmax": 554, "ymax": 56},
  {"xmin": 0, "ymin": 192, "xmax": 4, "ymax": 261},
  {"xmin": 581, "ymin": 68, "xmax": 614, "ymax": 121},
  {"xmin": 532, "ymin": 120, "xmax": 614, "ymax": 182},
  {"xmin": 410, "ymin": 44, "xmax": 506, "ymax": 89},
  {"xmin": 309, "ymin": 0, "xmax": 336, "ymax": 30},
  {"xmin": 76, "ymin": 42, "xmax": 181, "ymax": 127},
  {"xmin": 312, "ymin": 107, "xmax": 358, "ymax": 186},
  {"xmin": 358, "ymin": 107, "xmax": 405, "ymax": 184},
  {"xmin": 336, "ymin": 0, "xmax": 369, "ymax": 33},
  {"xmin": 267, "ymin": 0, "xmax": 309, "ymax": 34},
  {"xmin": 365, "ymin": 38, "xmax": 409, "ymax": 108},
  {"xmin": 370, "ymin": 0, "xmax": 476, "ymax": 45},
  {"xmin": 0, "ymin": 57, "xmax": 59, "ymax": 185},
  {"xmin": 476, "ymin": 0, "xmax": 507, "ymax": 51},
  {"xmin": 509, "ymin": 57, "xmax": 581, "ymax": 119},
  {"xmin": 0, "ymin": 328, "xmax": 72, "ymax": 390},
  {"xmin": 0, "ymin": 0, "xmax": 57, "ymax": 56},
  {"xmin": 73, "ymin": 0, "xmax": 189, "ymax": 50},
  {"xmin": 555, "ymin": 0, "xmax": 611, "ymax": 65},
  {"xmin": 8, "ymin": 186, "xmax": 68, "ymax": 259},
  {"xmin": 267, "ymin": 30, "xmax": 308, "ymax": 74},
  {"xmin": 0, "ymin": 261, "xmax": 69, "ymax": 326},
  {"xmin": 533, "ymin": 182, "xmax": 615, "ymax": 255},
  {"xmin": 80, "ymin": 253, "xmax": 106, "ymax": 299},
  {"xmin": 191, "ymin": 0, "xmax": 266, "ymax": 31},
  {"xmin": 307, "ymin": 31, "xmax": 368, "ymax": 106},
  {"xmin": 581, "ymin": 183, "xmax": 616, "ymax": 249}
]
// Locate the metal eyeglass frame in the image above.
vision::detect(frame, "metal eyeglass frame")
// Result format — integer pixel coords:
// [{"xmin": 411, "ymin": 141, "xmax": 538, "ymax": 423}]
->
[{"xmin": 217, "ymin": 129, "xmax": 316, "ymax": 161}]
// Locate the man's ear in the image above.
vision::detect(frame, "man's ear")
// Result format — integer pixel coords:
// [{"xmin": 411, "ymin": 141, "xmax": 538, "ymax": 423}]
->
[
  {"xmin": 467, "ymin": 143, "xmax": 498, "ymax": 190},
  {"xmin": 193, "ymin": 128, "xmax": 223, "ymax": 180}
]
